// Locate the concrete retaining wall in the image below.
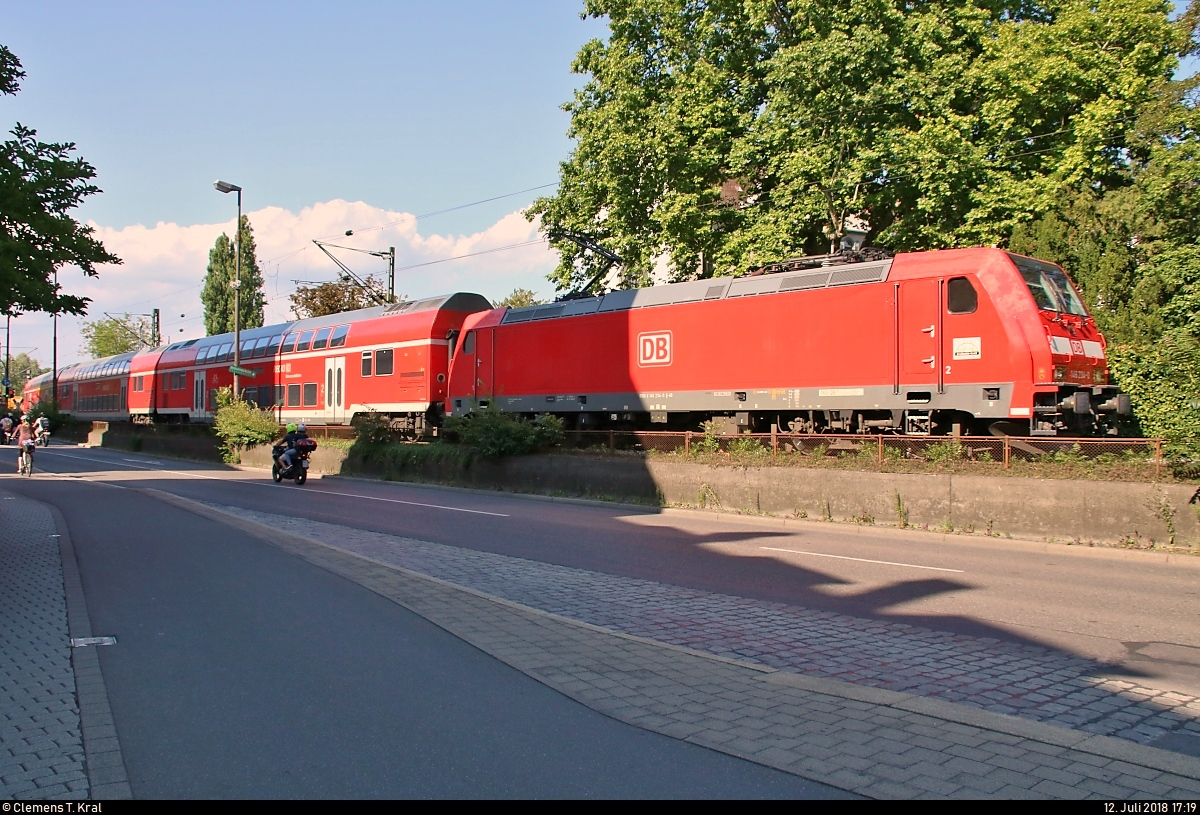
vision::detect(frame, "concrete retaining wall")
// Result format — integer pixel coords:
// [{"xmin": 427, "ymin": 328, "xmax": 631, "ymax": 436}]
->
[
  {"xmin": 333, "ymin": 452, "xmax": 1199, "ymax": 548},
  {"xmin": 81, "ymin": 418, "xmax": 1200, "ymax": 547}
]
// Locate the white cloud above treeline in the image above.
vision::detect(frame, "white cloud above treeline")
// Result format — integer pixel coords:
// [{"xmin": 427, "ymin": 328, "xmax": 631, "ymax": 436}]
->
[{"xmin": 12, "ymin": 200, "xmax": 559, "ymax": 368}]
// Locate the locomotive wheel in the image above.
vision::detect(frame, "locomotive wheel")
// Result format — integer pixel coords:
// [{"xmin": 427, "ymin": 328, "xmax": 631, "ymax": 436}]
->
[
  {"xmin": 295, "ymin": 471, "xmax": 307, "ymax": 486},
  {"xmin": 271, "ymin": 463, "xmax": 282, "ymax": 483}
]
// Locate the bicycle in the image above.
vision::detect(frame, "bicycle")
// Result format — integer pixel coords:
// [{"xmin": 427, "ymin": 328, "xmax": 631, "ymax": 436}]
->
[{"xmin": 17, "ymin": 441, "xmax": 34, "ymax": 476}]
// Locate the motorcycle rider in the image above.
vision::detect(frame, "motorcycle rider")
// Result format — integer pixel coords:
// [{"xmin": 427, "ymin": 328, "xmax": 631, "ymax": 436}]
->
[
  {"xmin": 276, "ymin": 423, "xmax": 309, "ymax": 473},
  {"xmin": 14, "ymin": 416, "xmax": 36, "ymax": 472},
  {"xmin": 35, "ymin": 413, "xmax": 50, "ymax": 445}
]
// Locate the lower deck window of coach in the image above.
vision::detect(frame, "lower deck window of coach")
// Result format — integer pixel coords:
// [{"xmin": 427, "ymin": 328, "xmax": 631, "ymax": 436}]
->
[
  {"xmin": 302, "ymin": 383, "xmax": 318, "ymax": 406},
  {"xmin": 375, "ymin": 348, "xmax": 394, "ymax": 376},
  {"xmin": 287, "ymin": 384, "xmax": 301, "ymax": 407},
  {"xmin": 274, "ymin": 385, "xmax": 285, "ymax": 406},
  {"xmin": 361, "ymin": 351, "xmax": 372, "ymax": 377}
]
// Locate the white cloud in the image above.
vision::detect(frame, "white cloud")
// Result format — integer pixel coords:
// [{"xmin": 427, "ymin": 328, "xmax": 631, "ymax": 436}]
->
[{"xmin": 8, "ymin": 200, "xmax": 560, "ymax": 370}]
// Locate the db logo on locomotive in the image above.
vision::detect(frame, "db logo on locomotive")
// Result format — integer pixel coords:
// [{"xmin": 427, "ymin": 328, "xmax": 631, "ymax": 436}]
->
[{"xmin": 637, "ymin": 331, "xmax": 672, "ymax": 367}]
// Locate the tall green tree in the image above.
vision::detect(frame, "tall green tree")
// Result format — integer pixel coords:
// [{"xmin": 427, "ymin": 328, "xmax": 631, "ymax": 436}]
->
[
  {"xmin": 289, "ymin": 274, "xmax": 388, "ymax": 319},
  {"xmin": 6, "ymin": 351, "xmax": 47, "ymax": 395},
  {"xmin": 201, "ymin": 215, "xmax": 265, "ymax": 335},
  {"xmin": 0, "ymin": 44, "xmax": 119, "ymax": 316},
  {"xmin": 80, "ymin": 313, "xmax": 153, "ymax": 358},
  {"xmin": 496, "ymin": 287, "xmax": 546, "ymax": 308},
  {"xmin": 531, "ymin": 1, "xmax": 1186, "ymax": 292}
]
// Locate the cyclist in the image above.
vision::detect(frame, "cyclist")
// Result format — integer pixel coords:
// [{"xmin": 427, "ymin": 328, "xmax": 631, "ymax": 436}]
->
[{"xmin": 14, "ymin": 416, "xmax": 36, "ymax": 474}]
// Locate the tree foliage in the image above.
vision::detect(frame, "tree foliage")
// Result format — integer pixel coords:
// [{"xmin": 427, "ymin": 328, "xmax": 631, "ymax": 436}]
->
[
  {"xmin": 202, "ymin": 216, "xmax": 265, "ymax": 335},
  {"xmin": 495, "ymin": 287, "xmax": 546, "ymax": 308},
  {"xmin": 6, "ymin": 351, "xmax": 46, "ymax": 395},
  {"xmin": 531, "ymin": 1, "xmax": 1189, "ymax": 292},
  {"xmin": 212, "ymin": 386, "xmax": 281, "ymax": 463},
  {"xmin": 289, "ymin": 274, "xmax": 388, "ymax": 319},
  {"xmin": 0, "ymin": 44, "xmax": 119, "ymax": 316},
  {"xmin": 80, "ymin": 313, "xmax": 153, "ymax": 358}
]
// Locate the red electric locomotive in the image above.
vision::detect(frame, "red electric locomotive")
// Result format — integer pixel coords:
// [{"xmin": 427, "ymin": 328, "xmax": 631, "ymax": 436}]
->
[{"xmin": 446, "ymin": 247, "xmax": 1130, "ymax": 436}]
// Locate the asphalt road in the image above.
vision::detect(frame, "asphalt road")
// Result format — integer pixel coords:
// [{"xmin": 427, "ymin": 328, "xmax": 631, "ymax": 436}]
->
[
  {"xmin": 21, "ymin": 444, "xmax": 1200, "ymax": 697},
  {"xmin": 1, "ymin": 459, "xmax": 850, "ymax": 798}
]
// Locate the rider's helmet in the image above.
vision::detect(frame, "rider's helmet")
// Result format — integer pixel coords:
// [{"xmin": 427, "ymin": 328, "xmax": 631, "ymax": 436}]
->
[
  {"xmin": 296, "ymin": 423, "xmax": 306, "ymax": 432},
  {"xmin": 286, "ymin": 423, "xmax": 297, "ymax": 433},
  {"xmin": 21, "ymin": 415, "xmax": 30, "ymax": 424}
]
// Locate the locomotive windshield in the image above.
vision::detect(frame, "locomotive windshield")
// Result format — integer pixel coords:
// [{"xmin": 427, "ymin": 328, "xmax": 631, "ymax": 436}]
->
[{"xmin": 1010, "ymin": 255, "xmax": 1088, "ymax": 316}]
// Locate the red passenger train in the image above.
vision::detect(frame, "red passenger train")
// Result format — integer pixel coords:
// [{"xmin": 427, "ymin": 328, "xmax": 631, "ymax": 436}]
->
[
  {"xmin": 24, "ymin": 248, "xmax": 1130, "ymax": 437},
  {"xmin": 24, "ymin": 293, "xmax": 491, "ymax": 435}
]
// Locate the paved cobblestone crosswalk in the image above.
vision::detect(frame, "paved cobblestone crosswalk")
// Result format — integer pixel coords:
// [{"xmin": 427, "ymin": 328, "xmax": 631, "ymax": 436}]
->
[
  {"xmin": 173, "ymin": 494, "xmax": 1200, "ymax": 800},
  {"xmin": 205, "ymin": 502, "xmax": 1200, "ymax": 751}
]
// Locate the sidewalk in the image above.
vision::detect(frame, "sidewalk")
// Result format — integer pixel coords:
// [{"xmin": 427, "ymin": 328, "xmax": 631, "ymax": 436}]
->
[
  {"xmin": 163, "ymin": 491, "xmax": 1200, "ymax": 800},
  {"xmin": 0, "ymin": 485, "xmax": 130, "ymax": 800},
  {"xmin": 0, "ymin": 488, "xmax": 87, "ymax": 798}
]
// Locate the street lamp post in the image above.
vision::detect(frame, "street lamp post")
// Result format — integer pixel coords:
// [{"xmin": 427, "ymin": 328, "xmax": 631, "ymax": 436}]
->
[{"xmin": 213, "ymin": 180, "xmax": 243, "ymax": 400}]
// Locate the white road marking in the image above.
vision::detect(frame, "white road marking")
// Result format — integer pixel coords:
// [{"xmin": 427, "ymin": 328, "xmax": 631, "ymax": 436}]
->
[
  {"xmin": 759, "ymin": 546, "xmax": 964, "ymax": 573},
  {"xmin": 41, "ymin": 449, "xmax": 509, "ymax": 517}
]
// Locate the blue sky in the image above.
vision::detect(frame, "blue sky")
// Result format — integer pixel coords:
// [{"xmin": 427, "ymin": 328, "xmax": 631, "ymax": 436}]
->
[{"xmin": 5, "ymin": 1, "xmax": 605, "ymax": 235}]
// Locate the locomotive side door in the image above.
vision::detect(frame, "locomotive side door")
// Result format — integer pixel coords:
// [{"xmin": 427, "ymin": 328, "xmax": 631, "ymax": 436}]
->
[
  {"xmin": 900, "ymin": 279, "xmax": 942, "ymax": 388},
  {"xmin": 324, "ymin": 356, "xmax": 345, "ymax": 423},
  {"xmin": 473, "ymin": 329, "xmax": 494, "ymax": 403}
]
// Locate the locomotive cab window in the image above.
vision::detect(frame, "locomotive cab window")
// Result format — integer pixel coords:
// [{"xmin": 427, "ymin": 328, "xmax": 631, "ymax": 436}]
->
[
  {"xmin": 361, "ymin": 351, "xmax": 373, "ymax": 377},
  {"xmin": 312, "ymin": 327, "xmax": 331, "ymax": 350},
  {"xmin": 947, "ymin": 278, "xmax": 977, "ymax": 314},
  {"xmin": 329, "ymin": 325, "xmax": 349, "ymax": 348},
  {"xmin": 462, "ymin": 331, "xmax": 475, "ymax": 355}
]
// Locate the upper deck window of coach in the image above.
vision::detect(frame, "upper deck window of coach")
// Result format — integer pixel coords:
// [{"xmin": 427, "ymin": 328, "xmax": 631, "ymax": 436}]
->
[
  {"xmin": 281, "ymin": 332, "xmax": 298, "ymax": 353},
  {"xmin": 296, "ymin": 330, "xmax": 314, "ymax": 352},
  {"xmin": 264, "ymin": 334, "xmax": 282, "ymax": 356},
  {"xmin": 241, "ymin": 339, "xmax": 255, "ymax": 357},
  {"xmin": 217, "ymin": 342, "xmax": 233, "ymax": 363},
  {"xmin": 251, "ymin": 337, "xmax": 270, "ymax": 358},
  {"xmin": 311, "ymin": 327, "xmax": 332, "ymax": 350},
  {"xmin": 329, "ymin": 325, "xmax": 349, "ymax": 348}
]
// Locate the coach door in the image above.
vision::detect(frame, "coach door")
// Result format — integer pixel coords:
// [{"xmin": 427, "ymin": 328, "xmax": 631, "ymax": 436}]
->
[
  {"xmin": 325, "ymin": 356, "xmax": 345, "ymax": 423},
  {"xmin": 900, "ymin": 279, "xmax": 943, "ymax": 391},
  {"xmin": 193, "ymin": 370, "xmax": 206, "ymax": 419}
]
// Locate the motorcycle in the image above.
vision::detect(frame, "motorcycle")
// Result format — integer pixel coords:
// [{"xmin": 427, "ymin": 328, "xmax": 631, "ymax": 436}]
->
[
  {"xmin": 37, "ymin": 427, "xmax": 50, "ymax": 447},
  {"xmin": 271, "ymin": 438, "xmax": 318, "ymax": 485}
]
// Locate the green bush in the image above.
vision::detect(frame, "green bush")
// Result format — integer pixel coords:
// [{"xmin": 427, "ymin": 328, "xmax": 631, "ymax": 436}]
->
[
  {"xmin": 442, "ymin": 407, "xmax": 564, "ymax": 458},
  {"xmin": 212, "ymin": 387, "xmax": 281, "ymax": 462},
  {"xmin": 351, "ymin": 411, "xmax": 393, "ymax": 445}
]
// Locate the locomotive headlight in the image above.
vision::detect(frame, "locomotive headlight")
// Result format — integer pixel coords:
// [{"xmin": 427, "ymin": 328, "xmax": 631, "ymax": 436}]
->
[{"xmin": 1053, "ymin": 365, "xmax": 1068, "ymax": 382}]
